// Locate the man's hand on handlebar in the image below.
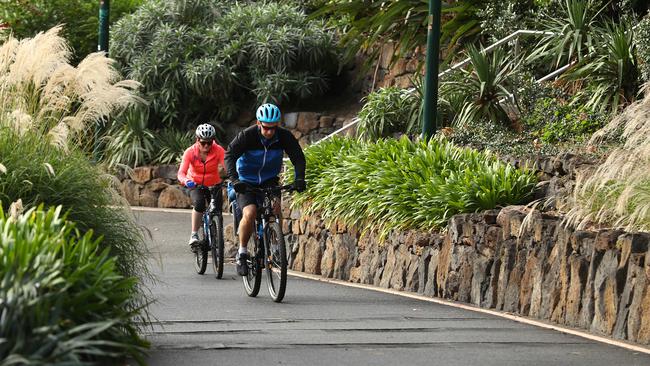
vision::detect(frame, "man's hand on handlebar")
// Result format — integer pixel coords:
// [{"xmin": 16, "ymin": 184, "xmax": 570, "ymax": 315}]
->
[{"xmin": 292, "ymin": 179, "xmax": 306, "ymax": 193}]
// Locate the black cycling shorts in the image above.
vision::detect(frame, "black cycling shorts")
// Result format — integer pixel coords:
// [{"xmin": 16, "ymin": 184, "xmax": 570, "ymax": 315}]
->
[
  {"xmin": 190, "ymin": 186, "xmax": 222, "ymax": 213},
  {"xmin": 236, "ymin": 178, "xmax": 279, "ymax": 209}
]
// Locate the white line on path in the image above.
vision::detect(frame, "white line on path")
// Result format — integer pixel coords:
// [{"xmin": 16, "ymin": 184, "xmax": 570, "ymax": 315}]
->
[{"xmin": 288, "ymin": 270, "xmax": 650, "ymax": 355}]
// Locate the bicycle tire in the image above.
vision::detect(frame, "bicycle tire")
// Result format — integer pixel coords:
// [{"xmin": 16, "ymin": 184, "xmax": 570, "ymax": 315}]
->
[
  {"xmin": 265, "ymin": 222, "xmax": 287, "ymax": 302},
  {"xmin": 243, "ymin": 234, "xmax": 262, "ymax": 297},
  {"xmin": 211, "ymin": 215, "xmax": 224, "ymax": 279},
  {"xmin": 194, "ymin": 229, "xmax": 208, "ymax": 275}
]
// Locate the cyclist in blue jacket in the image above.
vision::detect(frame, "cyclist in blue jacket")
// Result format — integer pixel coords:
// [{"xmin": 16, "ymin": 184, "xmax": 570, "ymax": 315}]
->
[{"xmin": 225, "ymin": 103, "xmax": 306, "ymax": 276}]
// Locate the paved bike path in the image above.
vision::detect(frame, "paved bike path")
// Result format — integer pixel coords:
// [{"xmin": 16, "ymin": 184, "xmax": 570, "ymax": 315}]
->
[{"xmin": 134, "ymin": 210, "xmax": 650, "ymax": 366}]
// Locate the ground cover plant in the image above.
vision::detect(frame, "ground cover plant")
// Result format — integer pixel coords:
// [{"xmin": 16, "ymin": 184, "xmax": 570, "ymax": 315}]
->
[
  {"xmin": 288, "ymin": 136, "xmax": 536, "ymax": 238},
  {"xmin": 111, "ymin": 0, "xmax": 340, "ymax": 130},
  {"xmin": 0, "ymin": 206, "xmax": 148, "ymax": 365}
]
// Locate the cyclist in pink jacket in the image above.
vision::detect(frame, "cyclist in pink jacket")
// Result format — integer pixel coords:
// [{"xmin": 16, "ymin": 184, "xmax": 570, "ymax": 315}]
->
[{"xmin": 177, "ymin": 124, "xmax": 226, "ymax": 249}]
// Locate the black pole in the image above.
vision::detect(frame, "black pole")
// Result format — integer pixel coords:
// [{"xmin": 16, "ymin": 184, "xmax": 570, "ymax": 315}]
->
[
  {"xmin": 98, "ymin": 0, "xmax": 110, "ymax": 53},
  {"xmin": 422, "ymin": 0, "xmax": 442, "ymax": 139},
  {"xmin": 94, "ymin": 0, "xmax": 110, "ymax": 163}
]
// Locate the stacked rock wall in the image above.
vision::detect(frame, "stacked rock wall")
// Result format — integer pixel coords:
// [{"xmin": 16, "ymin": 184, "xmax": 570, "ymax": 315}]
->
[{"xmin": 280, "ymin": 205, "xmax": 650, "ymax": 344}]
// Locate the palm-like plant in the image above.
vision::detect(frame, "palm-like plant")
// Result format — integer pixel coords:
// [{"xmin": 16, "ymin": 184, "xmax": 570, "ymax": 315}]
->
[
  {"xmin": 154, "ymin": 128, "xmax": 193, "ymax": 165},
  {"xmin": 311, "ymin": 0, "xmax": 482, "ymax": 68},
  {"xmin": 103, "ymin": 105, "xmax": 155, "ymax": 168},
  {"xmin": 565, "ymin": 21, "xmax": 639, "ymax": 113},
  {"xmin": 440, "ymin": 45, "xmax": 520, "ymax": 127},
  {"xmin": 527, "ymin": 0, "xmax": 604, "ymax": 69},
  {"xmin": 356, "ymin": 86, "xmax": 421, "ymax": 140}
]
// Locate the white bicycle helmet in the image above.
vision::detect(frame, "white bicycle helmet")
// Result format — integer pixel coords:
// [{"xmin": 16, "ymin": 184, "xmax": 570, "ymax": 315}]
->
[{"xmin": 195, "ymin": 123, "xmax": 216, "ymax": 140}]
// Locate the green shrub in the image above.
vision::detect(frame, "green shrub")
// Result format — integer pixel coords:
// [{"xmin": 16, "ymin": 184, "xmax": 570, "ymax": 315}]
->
[
  {"xmin": 0, "ymin": 0, "xmax": 143, "ymax": 62},
  {"xmin": 0, "ymin": 128, "xmax": 150, "ymax": 283},
  {"xmin": 356, "ymin": 87, "xmax": 421, "ymax": 140},
  {"xmin": 0, "ymin": 206, "xmax": 148, "ymax": 364},
  {"xmin": 111, "ymin": 0, "xmax": 340, "ymax": 129},
  {"xmin": 448, "ymin": 119, "xmax": 560, "ymax": 156},
  {"xmin": 287, "ymin": 136, "xmax": 536, "ymax": 237},
  {"xmin": 522, "ymin": 96, "xmax": 608, "ymax": 143},
  {"xmin": 527, "ymin": 0, "xmax": 602, "ymax": 69}
]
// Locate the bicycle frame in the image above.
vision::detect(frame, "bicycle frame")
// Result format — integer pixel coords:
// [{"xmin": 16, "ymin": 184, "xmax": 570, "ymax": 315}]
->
[
  {"xmin": 193, "ymin": 183, "xmax": 225, "ymax": 278},
  {"xmin": 239, "ymin": 183, "xmax": 293, "ymax": 302}
]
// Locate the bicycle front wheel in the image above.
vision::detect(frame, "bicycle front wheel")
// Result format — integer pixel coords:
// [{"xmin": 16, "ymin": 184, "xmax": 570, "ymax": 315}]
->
[
  {"xmin": 243, "ymin": 234, "xmax": 262, "ymax": 297},
  {"xmin": 265, "ymin": 222, "xmax": 287, "ymax": 302},
  {"xmin": 194, "ymin": 232, "xmax": 208, "ymax": 275},
  {"xmin": 211, "ymin": 215, "xmax": 224, "ymax": 279}
]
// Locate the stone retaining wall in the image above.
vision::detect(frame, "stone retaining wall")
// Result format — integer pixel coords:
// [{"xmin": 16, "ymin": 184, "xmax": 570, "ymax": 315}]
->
[{"xmin": 276, "ymin": 205, "xmax": 650, "ymax": 345}]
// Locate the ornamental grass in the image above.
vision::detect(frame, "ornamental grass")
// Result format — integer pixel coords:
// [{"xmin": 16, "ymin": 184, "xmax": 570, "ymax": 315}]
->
[
  {"xmin": 565, "ymin": 82, "xmax": 650, "ymax": 231},
  {"xmin": 289, "ymin": 136, "xmax": 536, "ymax": 238}
]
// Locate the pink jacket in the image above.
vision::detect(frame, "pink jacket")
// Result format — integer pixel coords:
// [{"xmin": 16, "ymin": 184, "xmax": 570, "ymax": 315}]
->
[{"xmin": 177, "ymin": 141, "xmax": 225, "ymax": 187}]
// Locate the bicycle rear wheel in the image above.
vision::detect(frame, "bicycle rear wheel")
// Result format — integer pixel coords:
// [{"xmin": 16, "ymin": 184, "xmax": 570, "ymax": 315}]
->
[
  {"xmin": 243, "ymin": 234, "xmax": 262, "ymax": 297},
  {"xmin": 265, "ymin": 222, "xmax": 287, "ymax": 302},
  {"xmin": 211, "ymin": 215, "xmax": 224, "ymax": 279}
]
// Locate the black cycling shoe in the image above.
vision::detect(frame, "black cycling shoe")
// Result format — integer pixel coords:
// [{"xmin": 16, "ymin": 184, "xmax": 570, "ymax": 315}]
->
[{"xmin": 236, "ymin": 252, "xmax": 249, "ymax": 276}]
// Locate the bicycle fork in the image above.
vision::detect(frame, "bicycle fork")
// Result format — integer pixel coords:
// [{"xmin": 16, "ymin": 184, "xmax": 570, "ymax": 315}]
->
[
  {"xmin": 256, "ymin": 219, "xmax": 272, "ymax": 270},
  {"xmin": 203, "ymin": 213, "xmax": 211, "ymax": 249}
]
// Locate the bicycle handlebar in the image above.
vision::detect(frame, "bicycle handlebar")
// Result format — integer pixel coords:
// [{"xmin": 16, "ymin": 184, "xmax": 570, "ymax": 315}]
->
[
  {"xmin": 241, "ymin": 183, "xmax": 294, "ymax": 194},
  {"xmin": 194, "ymin": 182, "xmax": 225, "ymax": 191}
]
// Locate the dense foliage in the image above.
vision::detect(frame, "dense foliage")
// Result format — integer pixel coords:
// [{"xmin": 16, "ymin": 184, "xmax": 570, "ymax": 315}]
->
[
  {"xmin": 111, "ymin": 0, "xmax": 340, "ymax": 130},
  {"xmin": 0, "ymin": 206, "xmax": 148, "ymax": 365},
  {"xmin": 0, "ymin": 0, "xmax": 143, "ymax": 62},
  {"xmin": 312, "ymin": 0, "xmax": 482, "ymax": 68},
  {"xmin": 287, "ymin": 136, "xmax": 536, "ymax": 237}
]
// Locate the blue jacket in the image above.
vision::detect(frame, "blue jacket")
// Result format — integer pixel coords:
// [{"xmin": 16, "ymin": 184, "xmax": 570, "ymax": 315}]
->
[{"xmin": 225, "ymin": 125, "xmax": 306, "ymax": 185}]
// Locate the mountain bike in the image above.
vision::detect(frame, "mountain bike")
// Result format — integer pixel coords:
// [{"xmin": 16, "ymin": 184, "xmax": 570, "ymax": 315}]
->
[
  {"xmin": 193, "ymin": 183, "xmax": 225, "ymax": 279},
  {"xmin": 239, "ymin": 184, "xmax": 293, "ymax": 302}
]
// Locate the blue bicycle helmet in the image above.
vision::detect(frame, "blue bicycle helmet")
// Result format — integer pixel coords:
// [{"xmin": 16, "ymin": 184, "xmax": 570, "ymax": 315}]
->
[{"xmin": 256, "ymin": 103, "xmax": 281, "ymax": 123}]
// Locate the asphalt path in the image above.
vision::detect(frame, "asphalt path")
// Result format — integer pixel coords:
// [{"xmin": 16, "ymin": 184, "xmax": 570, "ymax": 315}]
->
[{"xmin": 134, "ymin": 209, "xmax": 650, "ymax": 366}]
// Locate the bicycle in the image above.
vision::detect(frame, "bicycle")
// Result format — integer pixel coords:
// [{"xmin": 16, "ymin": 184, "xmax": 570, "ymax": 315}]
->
[
  {"xmin": 192, "ymin": 183, "xmax": 225, "ymax": 279},
  {"xmin": 235, "ymin": 184, "xmax": 293, "ymax": 302}
]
